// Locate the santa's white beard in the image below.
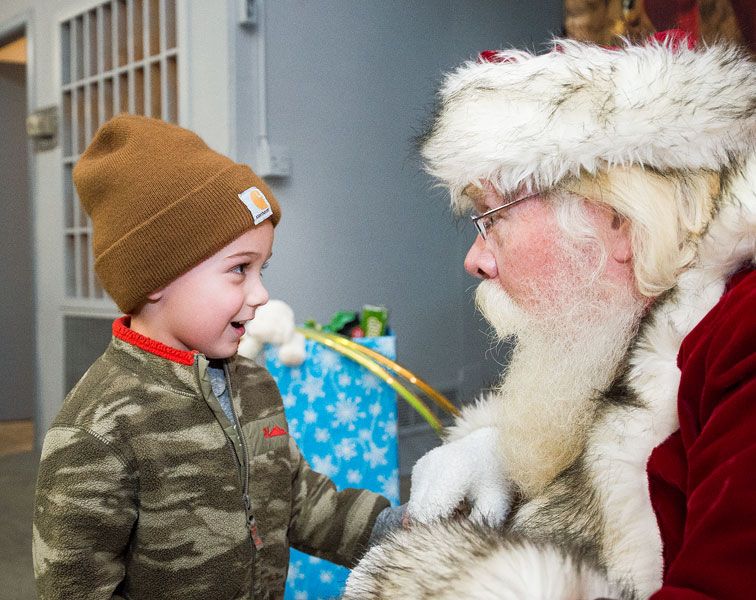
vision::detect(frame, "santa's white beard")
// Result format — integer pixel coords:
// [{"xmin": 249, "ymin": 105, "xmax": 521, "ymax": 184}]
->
[{"xmin": 474, "ymin": 253, "xmax": 646, "ymax": 498}]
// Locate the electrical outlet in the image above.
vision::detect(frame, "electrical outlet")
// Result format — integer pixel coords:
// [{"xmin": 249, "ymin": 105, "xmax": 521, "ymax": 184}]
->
[
  {"xmin": 267, "ymin": 145, "xmax": 291, "ymax": 177},
  {"xmin": 256, "ymin": 138, "xmax": 290, "ymax": 178}
]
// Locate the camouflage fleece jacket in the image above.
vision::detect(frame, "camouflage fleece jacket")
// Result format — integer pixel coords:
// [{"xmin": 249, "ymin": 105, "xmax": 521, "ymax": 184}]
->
[{"xmin": 33, "ymin": 317, "xmax": 390, "ymax": 600}]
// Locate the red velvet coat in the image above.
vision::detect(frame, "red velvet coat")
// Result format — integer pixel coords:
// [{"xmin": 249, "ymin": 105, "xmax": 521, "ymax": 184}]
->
[{"xmin": 647, "ymin": 268, "xmax": 756, "ymax": 599}]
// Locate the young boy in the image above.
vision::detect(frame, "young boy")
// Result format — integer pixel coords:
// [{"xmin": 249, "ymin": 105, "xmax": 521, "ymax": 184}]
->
[{"xmin": 33, "ymin": 114, "xmax": 392, "ymax": 600}]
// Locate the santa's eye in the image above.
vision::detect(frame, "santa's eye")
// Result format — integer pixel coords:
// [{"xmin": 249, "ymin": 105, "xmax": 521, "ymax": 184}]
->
[{"xmin": 481, "ymin": 213, "xmax": 502, "ymax": 231}]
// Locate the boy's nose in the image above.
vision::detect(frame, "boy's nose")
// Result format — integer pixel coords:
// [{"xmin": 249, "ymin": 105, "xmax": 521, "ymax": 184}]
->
[
  {"xmin": 248, "ymin": 279, "xmax": 270, "ymax": 309},
  {"xmin": 464, "ymin": 236, "xmax": 498, "ymax": 280}
]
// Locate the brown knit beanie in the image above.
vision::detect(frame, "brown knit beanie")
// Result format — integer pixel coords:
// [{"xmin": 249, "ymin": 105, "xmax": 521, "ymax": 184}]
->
[{"xmin": 73, "ymin": 114, "xmax": 281, "ymax": 314}]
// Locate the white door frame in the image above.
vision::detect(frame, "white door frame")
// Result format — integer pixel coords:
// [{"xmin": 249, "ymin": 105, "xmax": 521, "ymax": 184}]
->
[{"xmin": 0, "ymin": 9, "xmax": 41, "ymax": 445}]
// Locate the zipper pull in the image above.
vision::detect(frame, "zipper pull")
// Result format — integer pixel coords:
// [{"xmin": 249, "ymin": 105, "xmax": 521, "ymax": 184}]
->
[
  {"xmin": 248, "ymin": 515, "xmax": 264, "ymax": 550},
  {"xmin": 243, "ymin": 493, "xmax": 263, "ymax": 549}
]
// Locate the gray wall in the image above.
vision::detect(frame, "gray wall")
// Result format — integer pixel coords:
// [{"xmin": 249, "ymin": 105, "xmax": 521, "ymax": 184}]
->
[
  {"xmin": 0, "ymin": 58, "xmax": 34, "ymax": 420},
  {"xmin": 0, "ymin": 0, "xmax": 563, "ymax": 411},
  {"xmin": 252, "ymin": 1, "xmax": 563, "ymax": 400}
]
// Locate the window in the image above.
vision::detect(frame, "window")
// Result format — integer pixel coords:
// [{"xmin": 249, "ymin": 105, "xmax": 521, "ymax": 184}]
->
[{"xmin": 60, "ymin": 0, "xmax": 178, "ymax": 304}]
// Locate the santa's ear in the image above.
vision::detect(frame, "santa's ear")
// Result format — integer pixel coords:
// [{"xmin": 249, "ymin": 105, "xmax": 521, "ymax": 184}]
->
[{"xmin": 609, "ymin": 213, "xmax": 633, "ymax": 263}]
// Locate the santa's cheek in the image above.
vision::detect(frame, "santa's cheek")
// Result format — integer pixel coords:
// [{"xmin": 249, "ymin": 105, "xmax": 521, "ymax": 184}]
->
[{"xmin": 500, "ymin": 250, "xmax": 547, "ymax": 282}]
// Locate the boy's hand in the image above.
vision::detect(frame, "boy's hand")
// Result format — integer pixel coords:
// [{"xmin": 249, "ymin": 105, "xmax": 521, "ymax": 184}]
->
[
  {"xmin": 367, "ymin": 504, "xmax": 407, "ymax": 547},
  {"xmin": 407, "ymin": 426, "xmax": 511, "ymax": 526}
]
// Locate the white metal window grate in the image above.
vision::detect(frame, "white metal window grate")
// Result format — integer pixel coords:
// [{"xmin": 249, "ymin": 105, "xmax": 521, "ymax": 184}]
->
[{"xmin": 61, "ymin": 0, "xmax": 178, "ymax": 303}]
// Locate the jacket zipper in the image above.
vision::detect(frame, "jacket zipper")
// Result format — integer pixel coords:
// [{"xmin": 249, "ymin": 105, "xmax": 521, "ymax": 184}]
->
[{"xmin": 223, "ymin": 361, "xmax": 264, "ymax": 551}]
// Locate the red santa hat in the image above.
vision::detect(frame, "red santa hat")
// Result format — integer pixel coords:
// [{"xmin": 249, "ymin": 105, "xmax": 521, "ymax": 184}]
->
[{"xmin": 420, "ymin": 33, "xmax": 756, "ymax": 214}]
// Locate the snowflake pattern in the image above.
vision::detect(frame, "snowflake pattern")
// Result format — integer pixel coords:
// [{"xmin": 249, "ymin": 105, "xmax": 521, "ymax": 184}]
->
[
  {"xmin": 327, "ymin": 397, "xmax": 365, "ymax": 430},
  {"xmin": 363, "ymin": 442, "xmax": 388, "ymax": 468},
  {"xmin": 282, "ymin": 392, "xmax": 297, "ymax": 409},
  {"xmin": 334, "ymin": 438, "xmax": 357, "ymax": 461},
  {"xmin": 359, "ymin": 372, "xmax": 382, "ymax": 394},
  {"xmin": 311, "ymin": 454, "xmax": 338, "ymax": 478},
  {"xmin": 287, "ymin": 559, "xmax": 305, "ymax": 588},
  {"xmin": 314, "ymin": 348, "xmax": 342, "ymax": 371},
  {"xmin": 266, "ymin": 336, "xmax": 400, "ymax": 600},
  {"xmin": 300, "ymin": 375, "xmax": 326, "ymax": 403},
  {"xmin": 372, "ymin": 337, "xmax": 395, "ymax": 358},
  {"xmin": 378, "ymin": 469, "xmax": 400, "ymax": 501},
  {"xmin": 382, "ymin": 419, "xmax": 397, "ymax": 441}
]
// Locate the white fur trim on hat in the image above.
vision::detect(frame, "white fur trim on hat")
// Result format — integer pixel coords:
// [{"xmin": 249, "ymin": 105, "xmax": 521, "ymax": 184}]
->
[{"xmin": 421, "ymin": 38, "xmax": 756, "ymax": 211}]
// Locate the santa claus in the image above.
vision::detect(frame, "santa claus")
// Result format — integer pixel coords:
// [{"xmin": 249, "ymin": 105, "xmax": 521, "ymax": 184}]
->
[{"xmin": 345, "ymin": 32, "xmax": 756, "ymax": 599}]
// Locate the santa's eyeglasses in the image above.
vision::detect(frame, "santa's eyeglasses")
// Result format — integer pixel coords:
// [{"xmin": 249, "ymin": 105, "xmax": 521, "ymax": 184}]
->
[{"xmin": 470, "ymin": 192, "xmax": 539, "ymax": 240}]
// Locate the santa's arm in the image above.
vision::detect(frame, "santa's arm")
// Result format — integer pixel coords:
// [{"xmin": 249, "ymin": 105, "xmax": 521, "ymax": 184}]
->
[{"xmin": 651, "ymin": 273, "xmax": 756, "ymax": 599}]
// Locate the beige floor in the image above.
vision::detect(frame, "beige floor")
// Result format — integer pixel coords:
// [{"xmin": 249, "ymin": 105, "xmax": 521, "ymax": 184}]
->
[{"xmin": 0, "ymin": 419, "xmax": 34, "ymax": 457}]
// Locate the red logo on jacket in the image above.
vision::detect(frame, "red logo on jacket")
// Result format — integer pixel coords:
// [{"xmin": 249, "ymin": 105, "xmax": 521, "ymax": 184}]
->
[{"xmin": 263, "ymin": 425, "xmax": 287, "ymax": 438}]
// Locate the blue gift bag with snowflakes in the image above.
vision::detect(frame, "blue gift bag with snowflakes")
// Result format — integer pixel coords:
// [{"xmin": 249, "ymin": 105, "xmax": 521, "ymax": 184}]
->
[{"xmin": 265, "ymin": 336, "xmax": 400, "ymax": 600}]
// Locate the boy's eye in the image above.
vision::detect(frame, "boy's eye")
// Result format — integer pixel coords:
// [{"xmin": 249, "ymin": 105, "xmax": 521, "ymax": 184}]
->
[
  {"xmin": 262, "ymin": 260, "xmax": 270, "ymax": 271},
  {"xmin": 231, "ymin": 263, "xmax": 248, "ymax": 275}
]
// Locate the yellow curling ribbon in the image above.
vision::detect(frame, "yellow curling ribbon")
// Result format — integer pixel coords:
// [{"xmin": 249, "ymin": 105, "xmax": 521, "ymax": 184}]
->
[
  {"xmin": 301, "ymin": 329, "xmax": 459, "ymax": 417},
  {"xmin": 297, "ymin": 327, "xmax": 446, "ymax": 434}
]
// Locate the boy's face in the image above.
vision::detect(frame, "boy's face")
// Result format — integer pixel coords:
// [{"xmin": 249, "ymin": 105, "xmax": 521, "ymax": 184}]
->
[{"xmin": 145, "ymin": 223, "xmax": 274, "ymax": 359}]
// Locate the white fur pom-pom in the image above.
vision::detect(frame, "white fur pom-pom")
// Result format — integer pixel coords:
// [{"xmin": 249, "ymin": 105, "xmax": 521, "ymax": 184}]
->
[
  {"xmin": 238, "ymin": 300, "xmax": 307, "ymax": 365},
  {"xmin": 244, "ymin": 300, "xmax": 295, "ymax": 345},
  {"xmin": 278, "ymin": 331, "xmax": 306, "ymax": 366},
  {"xmin": 237, "ymin": 333, "xmax": 264, "ymax": 359}
]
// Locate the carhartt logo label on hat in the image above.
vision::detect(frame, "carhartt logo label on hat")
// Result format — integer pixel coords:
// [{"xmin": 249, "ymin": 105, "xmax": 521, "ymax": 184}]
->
[{"xmin": 238, "ymin": 186, "xmax": 272, "ymax": 225}]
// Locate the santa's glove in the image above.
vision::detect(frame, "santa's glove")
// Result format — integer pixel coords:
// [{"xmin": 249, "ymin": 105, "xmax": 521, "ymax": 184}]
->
[{"xmin": 407, "ymin": 426, "xmax": 512, "ymax": 526}]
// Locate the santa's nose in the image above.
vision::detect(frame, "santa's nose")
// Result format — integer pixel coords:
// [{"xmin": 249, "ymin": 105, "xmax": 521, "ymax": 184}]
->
[{"xmin": 464, "ymin": 235, "xmax": 498, "ymax": 279}]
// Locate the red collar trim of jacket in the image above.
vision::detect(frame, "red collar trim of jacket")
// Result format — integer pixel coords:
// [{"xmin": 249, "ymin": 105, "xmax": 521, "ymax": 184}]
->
[
  {"xmin": 112, "ymin": 316, "xmax": 198, "ymax": 366},
  {"xmin": 725, "ymin": 267, "xmax": 754, "ymax": 292}
]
